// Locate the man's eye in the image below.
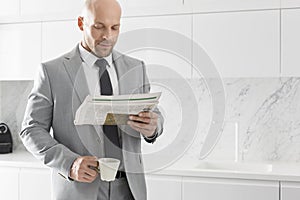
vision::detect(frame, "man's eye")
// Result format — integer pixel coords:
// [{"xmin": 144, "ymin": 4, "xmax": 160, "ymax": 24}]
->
[
  {"xmin": 93, "ymin": 24, "xmax": 104, "ymax": 29},
  {"xmin": 112, "ymin": 26, "xmax": 120, "ymax": 30}
]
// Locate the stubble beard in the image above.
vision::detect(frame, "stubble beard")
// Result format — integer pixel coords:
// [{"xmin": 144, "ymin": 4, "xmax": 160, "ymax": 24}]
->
[{"xmin": 93, "ymin": 42, "xmax": 115, "ymax": 58}]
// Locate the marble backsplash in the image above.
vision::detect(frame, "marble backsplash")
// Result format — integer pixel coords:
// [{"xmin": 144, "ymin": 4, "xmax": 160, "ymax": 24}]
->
[
  {"xmin": 185, "ymin": 77, "xmax": 300, "ymax": 163},
  {"xmin": 1, "ymin": 78, "xmax": 300, "ymax": 164},
  {"xmin": 0, "ymin": 81, "xmax": 33, "ymax": 151}
]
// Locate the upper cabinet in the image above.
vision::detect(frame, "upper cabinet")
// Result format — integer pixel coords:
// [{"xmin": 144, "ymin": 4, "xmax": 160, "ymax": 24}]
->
[
  {"xmin": 42, "ymin": 20, "xmax": 81, "ymax": 62},
  {"xmin": 281, "ymin": 9, "xmax": 300, "ymax": 76},
  {"xmin": 193, "ymin": 10, "xmax": 280, "ymax": 77},
  {"xmin": 184, "ymin": 0, "xmax": 280, "ymax": 13},
  {"xmin": 117, "ymin": 15, "xmax": 193, "ymax": 79},
  {"xmin": 0, "ymin": 0, "xmax": 19, "ymax": 17},
  {"xmin": 119, "ymin": 0, "xmax": 187, "ymax": 16},
  {"xmin": 0, "ymin": 0, "xmax": 84, "ymax": 23},
  {"xmin": 0, "ymin": 22, "xmax": 42, "ymax": 80},
  {"xmin": 281, "ymin": 0, "xmax": 300, "ymax": 8},
  {"xmin": 21, "ymin": 0, "xmax": 83, "ymax": 20}
]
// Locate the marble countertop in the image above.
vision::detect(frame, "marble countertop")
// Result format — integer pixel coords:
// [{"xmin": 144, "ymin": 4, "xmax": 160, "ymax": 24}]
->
[
  {"xmin": 1, "ymin": 150, "xmax": 300, "ymax": 182},
  {"xmin": 0, "ymin": 149, "xmax": 46, "ymax": 169},
  {"xmin": 145, "ymin": 157, "xmax": 300, "ymax": 182}
]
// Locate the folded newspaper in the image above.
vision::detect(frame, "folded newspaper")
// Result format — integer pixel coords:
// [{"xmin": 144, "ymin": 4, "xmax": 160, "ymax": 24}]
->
[{"xmin": 74, "ymin": 92, "xmax": 161, "ymax": 125}]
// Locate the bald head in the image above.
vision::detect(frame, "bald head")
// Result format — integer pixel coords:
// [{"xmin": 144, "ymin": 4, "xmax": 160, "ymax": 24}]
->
[
  {"xmin": 78, "ymin": 0, "xmax": 122, "ymax": 57},
  {"xmin": 82, "ymin": 0, "xmax": 122, "ymax": 22}
]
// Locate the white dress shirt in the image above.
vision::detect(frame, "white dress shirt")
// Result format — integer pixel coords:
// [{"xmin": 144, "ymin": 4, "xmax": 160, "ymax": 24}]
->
[
  {"xmin": 79, "ymin": 44, "xmax": 126, "ymax": 170},
  {"xmin": 79, "ymin": 44, "xmax": 119, "ymax": 96}
]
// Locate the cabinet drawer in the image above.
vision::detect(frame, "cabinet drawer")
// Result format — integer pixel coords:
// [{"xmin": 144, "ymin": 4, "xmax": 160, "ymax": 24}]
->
[{"xmin": 183, "ymin": 177, "xmax": 279, "ymax": 200}]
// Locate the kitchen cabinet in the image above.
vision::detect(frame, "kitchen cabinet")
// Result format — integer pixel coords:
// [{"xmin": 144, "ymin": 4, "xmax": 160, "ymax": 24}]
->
[
  {"xmin": 0, "ymin": 167, "xmax": 19, "ymax": 200},
  {"xmin": 19, "ymin": 168, "xmax": 52, "ymax": 200},
  {"xmin": 0, "ymin": 0, "xmax": 19, "ymax": 16},
  {"xmin": 2, "ymin": 0, "xmax": 187, "ymax": 22},
  {"xmin": 41, "ymin": 20, "xmax": 81, "ymax": 62},
  {"xmin": 22, "ymin": 0, "xmax": 185, "ymax": 18},
  {"xmin": 185, "ymin": 0, "xmax": 280, "ymax": 13},
  {"xmin": 281, "ymin": 9, "xmax": 300, "ymax": 76},
  {"xmin": 119, "ymin": 15, "xmax": 193, "ymax": 79},
  {"xmin": 146, "ymin": 175, "xmax": 181, "ymax": 200},
  {"xmin": 182, "ymin": 177, "xmax": 279, "ymax": 200},
  {"xmin": 193, "ymin": 10, "xmax": 280, "ymax": 77},
  {"xmin": 280, "ymin": 182, "xmax": 300, "ymax": 200},
  {"xmin": 281, "ymin": 0, "xmax": 300, "ymax": 8},
  {"xmin": 2, "ymin": 150, "xmax": 300, "ymax": 200},
  {"xmin": 118, "ymin": 0, "xmax": 186, "ymax": 16},
  {"xmin": 0, "ymin": 22, "xmax": 41, "ymax": 80},
  {"xmin": 20, "ymin": 0, "xmax": 83, "ymax": 19}
]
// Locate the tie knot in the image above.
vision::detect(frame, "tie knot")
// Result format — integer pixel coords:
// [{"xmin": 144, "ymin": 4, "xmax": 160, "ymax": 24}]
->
[{"xmin": 95, "ymin": 59, "xmax": 109, "ymax": 70}]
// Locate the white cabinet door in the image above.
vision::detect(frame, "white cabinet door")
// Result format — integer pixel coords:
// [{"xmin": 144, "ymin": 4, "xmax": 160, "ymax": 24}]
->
[
  {"xmin": 0, "ymin": 167, "xmax": 19, "ymax": 200},
  {"xmin": 119, "ymin": 15, "xmax": 193, "ymax": 79},
  {"xmin": 282, "ymin": 0, "xmax": 300, "ymax": 8},
  {"xmin": 182, "ymin": 177, "xmax": 279, "ymax": 200},
  {"xmin": 0, "ymin": 22, "xmax": 41, "ymax": 80},
  {"xmin": 146, "ymin": 175, "xmax": 181, "ymax": 200},
  {"xmin": 41, "ymin": 20, "xmax": 81, "ymax": 62},
  {"xmin": 21, "ymin": 0, "xmax": 83, "ymax": 19},
  {"xmin": 0, "ymin": 0, "xmax": 19, "ymax": 16},
  {"xmin": 281, "ymin": 182, "xmax": 300, "ymax": 200},
  {"xmin": 281, "ymin": 9, "xmax": 300, "ymax": 76},
  {"xmin": 185, "ymin": 0, "xmax": 280, "ymax": 13},
  {"xmin": 118, "ymin": 0, "xmax": 185, "ymax": 16},
  {"xmin": 193, "ymin": 10, "xmax": 280, "ymax": 77},
  {"xmin": 19, "ymin": 168, "xmax": 52, "ymax": 200}
]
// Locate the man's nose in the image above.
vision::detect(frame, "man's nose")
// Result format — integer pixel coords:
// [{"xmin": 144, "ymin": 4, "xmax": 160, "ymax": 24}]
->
[{"xmin": 102, "ymin": 29, "xmax": 112, "ymax": 40}]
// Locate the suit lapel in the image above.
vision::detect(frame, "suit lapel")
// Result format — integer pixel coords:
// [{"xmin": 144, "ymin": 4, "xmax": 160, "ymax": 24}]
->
[
  {"xmin": 113, "ymin": 51, "xmax": 128, "ymax": 95},
  {"xmin": 63, "ymin": 45, "xmax": 104, "ymax": 158},
  {"xmin": 112, "ymin": 51, "xmax": 142, "ymax": 140},
  {"xmin": 63, "ymin": 45, "xmax": 89, "ymax": 104}
]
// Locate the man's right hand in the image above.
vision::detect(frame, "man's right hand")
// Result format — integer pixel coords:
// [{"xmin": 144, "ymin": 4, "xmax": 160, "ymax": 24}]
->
[{"xmin": 69, "ymin": 156, "xmax": 98, "ymax": 183}]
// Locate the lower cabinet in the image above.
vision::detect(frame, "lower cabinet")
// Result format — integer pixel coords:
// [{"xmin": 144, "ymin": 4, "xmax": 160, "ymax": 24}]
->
[
  {"xmin": 0, "ymin": 166, "xmax": 51, "ymax": 200},
  {"xmin": 19, "ymin": 168, "xmax": 52, "ymax": 200},
  {"xmin": 0, "ymin": 167, "xmax": 19, "ymax": 200},
  {"xmin": 2, "ymin": 165, "xmax": 300, "ymax": 200},
  {"xmin": 182, "ymin": 177, "xmax": 279, "ymax": 200},
  {"xmin": 145, "ymin": 174, "xmax": 182, "ymax": 200},
  {"xmin": 281, "ymin": 181, "xmax": 300, "ymax": 200}
]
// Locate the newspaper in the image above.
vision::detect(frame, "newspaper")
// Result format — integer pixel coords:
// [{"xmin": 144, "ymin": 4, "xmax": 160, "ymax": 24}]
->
[{"xmin": 74, "ymin": 92, "xmax": 161, "ymax": 125}]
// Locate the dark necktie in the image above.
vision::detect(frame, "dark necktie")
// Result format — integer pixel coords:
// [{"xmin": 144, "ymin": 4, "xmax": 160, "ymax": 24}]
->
[{"xmin": 95, "ymin": 59, "xmax": 122, "ymax": 160}]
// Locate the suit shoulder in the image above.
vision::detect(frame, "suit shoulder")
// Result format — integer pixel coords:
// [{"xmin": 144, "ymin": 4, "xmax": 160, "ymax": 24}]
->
[
  {"xmin": 42, "ymin": 53, "xmax": 67, "ymax": 68},
  {"xmin": 114, "ymin": 51, "xmax": 144, "ymax": 65},
  {"xmin": 42, "ymin": 46, "xmax": 77, "ymax": 68}
]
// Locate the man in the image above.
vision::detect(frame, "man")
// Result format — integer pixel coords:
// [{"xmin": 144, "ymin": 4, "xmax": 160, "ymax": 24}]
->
[{"xmin": 20, "ymin": 0, "xmax": 164, "ymax": 199}]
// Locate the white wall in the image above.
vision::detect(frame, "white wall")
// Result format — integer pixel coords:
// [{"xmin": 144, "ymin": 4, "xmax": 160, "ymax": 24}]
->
[
  {"xmin": 1, "ymin": 1, "xmax": 299, "ymax": 80},
  {"xmin": 1, "ymin": 1, "xmax": 300, "ymax": 166}
]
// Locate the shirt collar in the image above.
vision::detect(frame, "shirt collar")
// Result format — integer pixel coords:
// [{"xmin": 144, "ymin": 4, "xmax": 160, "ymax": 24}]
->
[{"xmin": 79, "ymin": 43, "xmax": 113, "ymax": 68}]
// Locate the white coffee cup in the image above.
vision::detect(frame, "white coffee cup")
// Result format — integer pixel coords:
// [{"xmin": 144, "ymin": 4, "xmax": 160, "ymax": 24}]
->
[{"xmin": 98, "ymin": 158, "xmax": 120, "ymax": 181}]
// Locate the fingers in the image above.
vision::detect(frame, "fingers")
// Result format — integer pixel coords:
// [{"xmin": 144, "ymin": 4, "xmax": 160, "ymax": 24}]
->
[
  {"xmin": 70, "ymin": 156, "xmax": 99, "ymax": 183},
  {"xmin": 127, "ymin": 111, "xmax": 159, "ymax": 138},
  {"xmin": 128, "ymin": 121, "xmax": 153, "ymax": 132},
  {"xmin": 138, "ymin": 111, "xmax": 158, "ymax": 119},
  {"xmin": 129, "ymin": 115, "xmax": 156, "ymax": 125},
  {"xmin": 129, "ymin": 111, "xmax": 158, "ymax": 125},
  {"xmin": 128, "ymin": 119, "xmax": 157, "ymax": 138}
]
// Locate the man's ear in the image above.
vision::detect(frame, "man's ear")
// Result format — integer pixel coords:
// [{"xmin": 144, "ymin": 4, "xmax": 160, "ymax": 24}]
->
[{"xmin": 78, "ymin": 16, "xmax": 84, "ymax": 31}]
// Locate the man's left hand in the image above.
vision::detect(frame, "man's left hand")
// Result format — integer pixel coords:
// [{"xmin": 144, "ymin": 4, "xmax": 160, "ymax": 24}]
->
[{"xmin": 127, "ymin": 111, "xmax": 158, "ymax": 138}]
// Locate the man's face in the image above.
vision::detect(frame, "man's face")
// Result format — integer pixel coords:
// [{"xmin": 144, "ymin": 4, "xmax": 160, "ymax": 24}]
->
[{"xmin": 79, "ymin": 1, "xmax": 121, "ymax": 57}]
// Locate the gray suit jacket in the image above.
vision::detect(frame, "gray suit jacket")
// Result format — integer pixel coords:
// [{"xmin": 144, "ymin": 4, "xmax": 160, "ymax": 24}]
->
[{"xmin": 20, "ymin": 45, "xmax": 164, "ymax": 200}]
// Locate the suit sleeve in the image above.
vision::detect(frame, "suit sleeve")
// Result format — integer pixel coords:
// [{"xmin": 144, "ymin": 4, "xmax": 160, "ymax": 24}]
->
[
  {"xmin": 20, "ymin": 64, "xmax": 79, "ymax": 180},
  {"xmin": 141, "ymin": 61, "xmax": 164, "ymax": 143}
]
